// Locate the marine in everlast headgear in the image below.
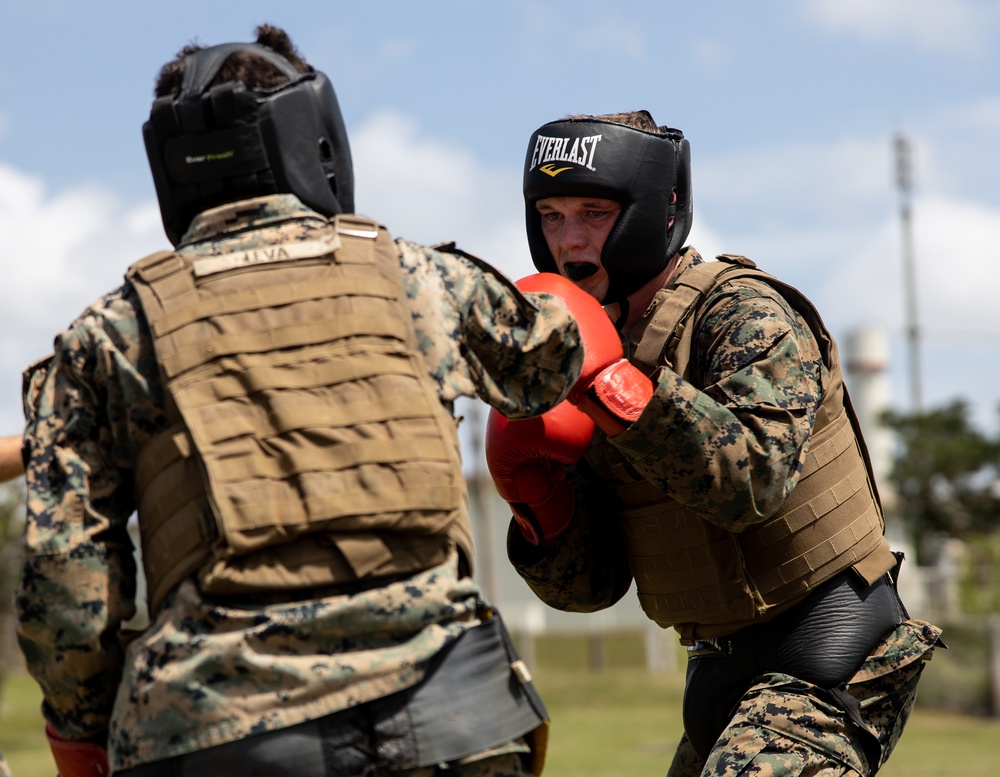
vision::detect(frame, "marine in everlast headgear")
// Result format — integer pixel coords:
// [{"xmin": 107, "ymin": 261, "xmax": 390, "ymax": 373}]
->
[
  {"xmin": 487, "ymin": 110, "xmax": 943, "ymax": 776},
  {"xmin": 15, "ymin": 25, "xmax": 622, "ymax": 777},
  {"xmin": 523, "ymin": 112, "xmax": 692, "ymax": 321}
]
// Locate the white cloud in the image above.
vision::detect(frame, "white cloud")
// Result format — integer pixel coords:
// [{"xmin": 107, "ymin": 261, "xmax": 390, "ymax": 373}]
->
[
  {"xmin": 936, "ymin": 95, "xmax": 1000, "ymax": 134},
  {"xmin": 3, "ymin": 106, "xmax": 999, "ymax": 439},
  {"xmin": 692, "ymin": 134, "xmax": 899, "ymax": 302},
  {"xmin": 350, "ymin": 113, "xmax": 1000, "ymax": 428},
  {"xmin": 698, "ymin": 135, "xmax": 895, "ymax": 227},
  {"xmin": 351, "ymin": 110, "xmax": 533, "ymax": 280},
  {"xmin": 0, "ymin": 113, "xmax": 535, "ymax": 433},
  {"xmin": 797, "ymin": 193, "xmax": 1000, "ymax": 431},
  {"xmin": 694, "ymin": 132, "xmax": 1000, "ymax": 338},
  {"xmin": 0, "ymin": 163, "xmax": 164, "ymax": 433},
  {"xmin": 692, "ymin": 128, "xmax": 1000, "ymax": 431},
  {"xmin": 803, "ymin": 0, "xmax": 999, "ymax": 57},
  {"xmin": 822, "ymin": 194, "xmax": 1000, "ymax": 332},
  {"xmin": 685, "ymin": 215, "xmax": 727, "ymax": 266}
]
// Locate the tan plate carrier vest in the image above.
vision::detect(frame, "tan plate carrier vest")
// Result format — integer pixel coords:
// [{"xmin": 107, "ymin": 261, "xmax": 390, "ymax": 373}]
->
[
  {"xmin": 127, "ymin": 215, "xmax": 472, "ymax": 614},
  {"xmin": 585, "ymin": 254, "xmax": 896, "ymax": 640}
]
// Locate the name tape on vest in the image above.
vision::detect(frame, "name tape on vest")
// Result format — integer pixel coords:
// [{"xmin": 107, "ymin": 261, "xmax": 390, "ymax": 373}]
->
[{"xmin": 192, "ymin": 232, "xmax": 343, "ymax": 278}]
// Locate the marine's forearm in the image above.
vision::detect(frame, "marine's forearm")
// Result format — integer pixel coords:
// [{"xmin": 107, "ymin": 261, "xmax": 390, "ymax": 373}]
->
[
  {"xmin": 0, "ymin": 434, "xmax": 24, "ymax": 482},
  {"xmin": 610, "ymin": 368, "xmax": 809, "ymax": 530}
]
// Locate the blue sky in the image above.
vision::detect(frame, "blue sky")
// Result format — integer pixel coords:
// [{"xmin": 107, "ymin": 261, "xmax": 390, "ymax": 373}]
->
[{"xmin": 3, "ymin": 0, "xmax": 1000, "ymax": 455}]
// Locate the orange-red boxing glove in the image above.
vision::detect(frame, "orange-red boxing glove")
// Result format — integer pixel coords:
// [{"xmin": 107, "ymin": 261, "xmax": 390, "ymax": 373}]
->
[
  {"xmin": 45, "ymin": 724, "xmax": 109, "ymax": 777},
  {"xmin": 486, "ymin": 400, "xmax": 595, "ymax": 545},
  {"xmin": 518, "ymin": 273, "xmax": 654, "ymax": 436}
]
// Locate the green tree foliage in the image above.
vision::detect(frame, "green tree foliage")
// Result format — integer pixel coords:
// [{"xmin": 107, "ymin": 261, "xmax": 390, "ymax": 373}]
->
[
  {"xmin": 881, "ymin": 400, "xmax": 1000, "ymax": 613},
  {"xmin": 958, "ymin": 531, "xmax": 1000, "ymax": 615},
  {"xmin": 881, "ymin": 400, "xmax": 1000, "ymax": 542}
]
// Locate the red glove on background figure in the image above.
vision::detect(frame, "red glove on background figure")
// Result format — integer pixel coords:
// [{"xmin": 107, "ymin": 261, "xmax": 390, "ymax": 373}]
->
[
  {"xmin": 518, "ymin": 273, "xmax": 654, "ymax": 436},
  {"xmin": 45, "ymin": 724, "xmax": 109, "ymax": 777},
  {"xmin": 486, "ymin": 400, "xmax": 595, "ymax": 545}
]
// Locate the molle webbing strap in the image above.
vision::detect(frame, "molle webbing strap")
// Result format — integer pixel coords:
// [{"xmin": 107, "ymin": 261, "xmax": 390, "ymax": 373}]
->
[
  {"xmin": 212, "ymin": 438, "xmax": 451, "ymax": 480},
  {"xmin": 197, "ymin": 532, "xmax": 457, "ymax": 598},
  {"xmin": 607, "ymin": 400, "xmax": 891, "ymax": 631},
  {"xmin": 158, "ymin": 310, "xmax": 409, "ymax": 381},
  {"xmin": 130, "ymin": 216, "xmax": 471, "ymax": 613},
  {"xmin": 195, "ymin": 393, "xmax": 446, "ymax": 441},
  {"xmin": 631, "ymin": 254, "xmax": 760, "ymax": 375},
  {"xmin": 153, "ymin": 278, "xmax": 326, "ymax": 332},
  {"xmin": 741, "ymin": 403, "xmax": 891, "ymax": 601},
  {"xmin": 150, "ymin": 274, "xmax": 385, "ymax": 335},
  {"xmin": 167, "ymin": 351, "xmax": 420, "ymax": 402},
  {"xmin": 134, "ymin": 423, "xmax": 217, "ymax": 611}
]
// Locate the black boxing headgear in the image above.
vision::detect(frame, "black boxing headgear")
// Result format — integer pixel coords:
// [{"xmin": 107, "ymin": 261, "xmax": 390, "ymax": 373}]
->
[
  {"xmin": 523, "ymin": 117, "xmax": 692, "ymax": 304},
  {"xmin": 143, "ymin": 42, "xmax": 354, "ymax": 246}
]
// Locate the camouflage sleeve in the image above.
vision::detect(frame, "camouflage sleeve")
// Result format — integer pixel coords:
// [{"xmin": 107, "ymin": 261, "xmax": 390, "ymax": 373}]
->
[
  {"xmin": 611, "ymin": 279, "xmax": 826, "ymax": 531},
  {"xmin": 506, "ymin": 462, "xmax": 633, "ymax": 610},
  {"xmin": 22, "ymin": 352, "xmax": 53, "ymax": 423},
  {"xmin": 16, "ymin": 291, "xmax": 141, "ymax": 743},
  {"xmin": 395, "ymin": 239, "xmax": 583, "ymax": 417}
]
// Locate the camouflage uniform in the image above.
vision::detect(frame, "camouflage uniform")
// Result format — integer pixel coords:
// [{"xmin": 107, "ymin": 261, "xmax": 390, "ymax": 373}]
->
[
  {"xmin": 508, "ymin": 248, "xmax": 942, "ymax": 776},
  {"xmin": 16, "ymin": 194, "xmax": 582, "ymax": 774}
]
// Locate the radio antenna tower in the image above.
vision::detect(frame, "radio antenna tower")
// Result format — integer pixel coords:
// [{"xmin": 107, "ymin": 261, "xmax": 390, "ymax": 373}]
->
[{"xmin": 894, "ymin": 132, "xmax": 923, "ymax": 411}]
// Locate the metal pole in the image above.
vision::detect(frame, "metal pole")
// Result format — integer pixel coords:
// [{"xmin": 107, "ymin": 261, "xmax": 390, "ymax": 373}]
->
[
  {"xmin": 894, "ymin": 132, "xmax": 923, "ymax": 412},
  {"xmin": 465, "ymin": 400, "xmax": 498, "ymax": 604},
  {"xmin": 990, "ymin": 615, "xmax": 1000, "ymax": 718}
]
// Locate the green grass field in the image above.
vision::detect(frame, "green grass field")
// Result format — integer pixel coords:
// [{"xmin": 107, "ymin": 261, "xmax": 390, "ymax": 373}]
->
[
  {"xmin": 534, "ymin": 668, "xmax": 1000, "ymax": 777},
  {"xmin": 1, "ymin": 636, "xmax": 996, "ymax": 776}
]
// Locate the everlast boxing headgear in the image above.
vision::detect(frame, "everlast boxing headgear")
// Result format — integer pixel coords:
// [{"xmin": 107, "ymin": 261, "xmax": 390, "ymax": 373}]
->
[
  {"xmin": 143, "ymin": 42, "xmax": 354, "ymax": 246},
  {"xmin": 523, "ymin": 116, "xmax": 692, "ymax": 305}
]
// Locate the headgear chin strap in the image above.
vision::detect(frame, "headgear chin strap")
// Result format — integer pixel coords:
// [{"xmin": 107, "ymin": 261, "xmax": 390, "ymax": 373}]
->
[
  {"xmin": 523, "ymin": 117, "xmax": 692, "ymax": 305},
  {"xmin": 143, "ymin": 42, "xmax": 354, "ymax": 246}
]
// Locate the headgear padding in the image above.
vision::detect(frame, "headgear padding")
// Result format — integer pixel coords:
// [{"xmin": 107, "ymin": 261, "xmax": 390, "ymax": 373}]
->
[{"xmin": 143, "ymin": 42, "xmax": 354, "ymax": 246}]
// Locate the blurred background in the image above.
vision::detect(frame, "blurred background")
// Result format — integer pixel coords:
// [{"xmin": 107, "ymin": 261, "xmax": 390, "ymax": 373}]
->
[{"xmin": 2, "ymin": 2, "xmax": 1000, "ymax": 775}]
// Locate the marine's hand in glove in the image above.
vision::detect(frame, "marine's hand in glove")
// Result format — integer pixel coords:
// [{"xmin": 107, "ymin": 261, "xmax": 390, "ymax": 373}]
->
[
  {"xmin": 46, "ymin": 724, "xmax": 109, "ymax": 777},
  {"xmin": 486, "ymin": 400, "xmax": 595, "ymax": 546},
  {"xmin": 518, "ymin": 272, "xmax": 654, "ymax": 437}
]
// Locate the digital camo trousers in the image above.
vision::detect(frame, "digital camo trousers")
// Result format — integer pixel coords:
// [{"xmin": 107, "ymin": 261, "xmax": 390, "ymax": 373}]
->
[{"xmin": 666, "ymin": 619, "xmax": 942, "ymax": 777}]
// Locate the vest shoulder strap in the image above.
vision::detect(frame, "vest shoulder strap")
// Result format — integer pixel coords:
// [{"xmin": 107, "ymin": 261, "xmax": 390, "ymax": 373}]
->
[{"xmin": 631, "ymin": 254, "xmax": 761, "ymax": 375}]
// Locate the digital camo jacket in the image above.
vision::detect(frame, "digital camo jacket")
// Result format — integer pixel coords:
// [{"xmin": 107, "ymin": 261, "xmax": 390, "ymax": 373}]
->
[{"xmin": 16, "ymin": 194, "xmax": 583, "ymax": 771}]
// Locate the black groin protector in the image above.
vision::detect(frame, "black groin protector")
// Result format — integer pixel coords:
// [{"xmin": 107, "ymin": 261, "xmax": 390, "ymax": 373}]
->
[
  {"xmin": 143, "ymin": 42, "xmax": 354, "ymax": 246},
  {"xmin": 523, "ymin": 119, "xmax": 692, "ymax": 304}
]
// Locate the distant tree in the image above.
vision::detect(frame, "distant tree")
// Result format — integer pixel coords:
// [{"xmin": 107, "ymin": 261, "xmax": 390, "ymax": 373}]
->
[
  {"xmin": 880, "ymin": 399, "xmax": 1000, "ymax": 561},
  {"xmin": 0, "ymin": 479, "xmax": 25, "ymax": 714},
  {"xmin": 958, "ymin": 531, "xmax": 1000, "ymax": 615}
]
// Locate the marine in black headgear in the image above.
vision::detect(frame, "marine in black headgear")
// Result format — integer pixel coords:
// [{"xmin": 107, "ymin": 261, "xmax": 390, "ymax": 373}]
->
[
  {"xmin": 523, "ymin": 114, "xmax": 692, "ymax": 310},
  {"xmin": 143, "ymin": 37, "xmax": 353, "ymax": 246}
]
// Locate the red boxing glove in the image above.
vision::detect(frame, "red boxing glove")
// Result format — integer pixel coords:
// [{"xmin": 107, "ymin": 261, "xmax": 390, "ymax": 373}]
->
[
  {"xmin": 45, "ymin": 724, "xmax": 109, "ymax": 777},
  {"xmin": 517, "ymin": 273, "xmax": 654, "ymax": 436},
  {"xmin": 485, "ymin": 400, "xmax": 595, "ymax": 545}
]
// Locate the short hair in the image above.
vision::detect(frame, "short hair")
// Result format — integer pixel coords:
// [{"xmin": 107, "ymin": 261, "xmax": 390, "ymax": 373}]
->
[
  {"xmin": 154, "ymin": 24, "xmax": 310, "ymax": 98},
  {"xmin": 566, "ymin": 110, "xmax": 660, "ymax": 132}
]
